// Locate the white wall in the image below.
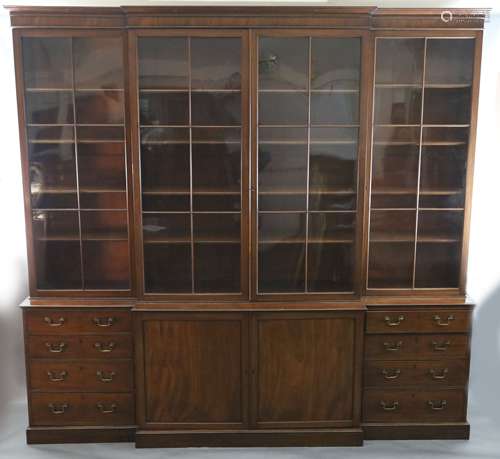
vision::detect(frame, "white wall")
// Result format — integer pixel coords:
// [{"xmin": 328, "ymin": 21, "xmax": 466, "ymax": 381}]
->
[{"xmin": 0, "ymin": 0, "xmax": 499, "ymax": 420}]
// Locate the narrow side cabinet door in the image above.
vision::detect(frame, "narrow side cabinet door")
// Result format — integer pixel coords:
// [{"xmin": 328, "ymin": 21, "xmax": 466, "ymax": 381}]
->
[
  {"xmin": 251, "ymin": 312, "xmax": 362, "ymax": 428},
  {"xmin": 136, "ymin": 312, "xmax": 249, "ymax": 429}
]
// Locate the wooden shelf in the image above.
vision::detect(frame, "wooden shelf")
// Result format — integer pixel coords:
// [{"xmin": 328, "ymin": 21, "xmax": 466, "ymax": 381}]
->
[
  {"xmin": 372, "ymin": 188, "xmax": 463, "ymax": 196},
  {"xmin": 142, "ymin": 189, "xmax": 240, "ymax": 195},
  {"xmin": 259, "ymin": 189, "xmax": 356, "ymax": 195},
  {"xmin": 144, "ymin": 237, "xmax": 240, "ymax": 244},
  {"xmin": 32, "ymin": 187, "xmax": 125, "ymax": 194},
  {"xmin": 371, "ymin": 234, "xmax": 460, "ymax": 243},
  {"xmin": 139, "ymin": 88, "xmax": 240, "ymax": 93},
  {"xmin": 259, "ymin": 238, "xmax": 353, "ymax": 244},
  {"xmin": 425, "ymin": 83, "xmax": 471, "ymax": 89},
  {"xmin": 375, "ymin": 83, "xmax": 421, "ymax": 88},
  {"xmin": 36, "ymin": 233, "xmax": 128, "ymax": 242}
]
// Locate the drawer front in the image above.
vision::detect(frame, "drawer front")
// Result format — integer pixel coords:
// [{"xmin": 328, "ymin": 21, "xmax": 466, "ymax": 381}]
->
[
  {"xmin": 364, "ymin": 334, "xmax": 469, "ymax": 360},
  {"xmin": 364, "ymin": 360, "xmax": 468, "ymax": 387},
  {"xmin": 30, "ymin": 393, "xmax": 134, "ymax": 426},
  {"xmin": 366, "ymin": 310, "xmax": 471, "ymax": 334},
  {"xmin": 30, "ymin": 361, "xmax": 133, "ymax": 392},
  {"xmin": 28, "ymin": 335, "xmax": 133, "ymax": 359},
  {"xmin": 25, "ymin": 310, "xmax": 132, "ymax": 335},
  {"xmin": 363, "ymin": 389, "xmax": 466, "ymax": 423}
]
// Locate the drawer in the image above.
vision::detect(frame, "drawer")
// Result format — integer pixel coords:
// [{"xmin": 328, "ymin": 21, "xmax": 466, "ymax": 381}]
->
[
  {"xmin": 366, "ymin": 309, "xmax": 471, "ymax": 334},
  {"xmin": 25, "ymin": 309, "xmax": 132, "ymax": 335},
  {"xmin": 364, "ymin": 334, "xmax": 469, "ymax": 360},
  {"xmin": 30, "ymin": 360, "xmax": 133, "ymax": 392},
  {"xmin": 30, "ymin": 393, "xmax": 134, "ymax": 426},
  {"xmin": 364, "ymin": 360, "xmax": 468, "ymax": 387},
  {"xmin": 363, "ymin": 389, "xmax": 466, "ymax": 423},
  {"xmin": 28, "ymin": 335, "xmax": 133, "ymax": 359}
]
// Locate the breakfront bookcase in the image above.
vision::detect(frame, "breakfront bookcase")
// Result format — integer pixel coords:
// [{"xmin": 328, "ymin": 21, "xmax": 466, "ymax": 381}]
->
[{"xmin": 9, "ymin": 5, "xmax": 485, "ymax": 447}]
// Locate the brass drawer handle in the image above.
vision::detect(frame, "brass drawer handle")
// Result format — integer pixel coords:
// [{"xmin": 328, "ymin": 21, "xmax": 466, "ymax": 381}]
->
[
  {"xmin": 97, "ymin": 403, "xmax": 117, "ymax": 414},
  {"xmin": 45, "ymin": 342, "xmax": 66, "ymax": 353},
  {"xmin": 383, "ymin": 341, "xmax": 403, "ymax": 352},
  {"xmin": 432, "ymin": 340, "xmax": 451, "ymax": 352},
  {"xmin": 48, "ymin": 403, "xmax": 68, "ymax": 415},
  {"xmin": 428, "ymin": 400, "xmax": 447, "ymax": 411},
  {"xmin": 380, "ymin": 400, "xmax": 399, "ymax": 411},
  {"xmin": 381, "ymin": 368, "xmax": 401, "ymax": 380},
  {"xmin": 92, "ymin": 317, "xmax": 116, "ymax": 327},
  {"xmin": 44, "ymin": 317, "xmax": 65, "ymax": 327},
  {"xmin": 384, "ymin": 315, "xmax": 405, "ymax": 327},
  {"xmin": 94, "ymin": 342, "xmax": 116, "ymax": 353},
  {"xmin": 47, "ymin": 370, "xmax": 67, "ymax": 382},
  {"xmin": 433, "ymin": 315, "xmax": 455, "ymax": 327},
  {"xmin": 429, "ymin": 368, "xmax": 449, "ymax": 380},
  {"xmin": 96, "ymin": 370, "xmax": 116, "ymax": 383}
]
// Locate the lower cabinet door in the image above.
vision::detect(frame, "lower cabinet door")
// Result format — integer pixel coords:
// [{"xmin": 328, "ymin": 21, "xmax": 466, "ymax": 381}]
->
[
  {"xmin": 251, "ymin": 311, "xmax": 363, "ymax": 428},
  {"xmin": 136, "ymin": 312, "xmax": 248, "ymax": 429}
]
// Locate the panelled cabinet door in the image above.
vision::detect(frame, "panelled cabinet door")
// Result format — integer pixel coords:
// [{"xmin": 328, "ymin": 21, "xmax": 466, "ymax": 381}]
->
[
  {"xmin": 18, "ymin": 30, "xmax": 131, "ymax": 294},
  {"xmin": 131, "ymin": 31, "xmax": 249, "ymax": 298},
  {"xmin": 254, "ymin": 31, "xmax": 365, "ymax": 299},
  {"xmin": 137, "ymin": 313, "xmax": 249, "ymax": 429},
  {"xmin": 251, "ymin": 312, "xmax": 362, "ymax": 428},
  {"xmin": 367, "ymin": 34, "xmax": 477, "ymax": 292}
]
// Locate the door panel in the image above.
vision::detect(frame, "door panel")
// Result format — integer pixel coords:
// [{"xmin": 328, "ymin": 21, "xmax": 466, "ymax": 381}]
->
[
  {"xmin": 138, "ymin": 312, "xmax": 248, "ymax": 429},
  {"xmin": 251, "ymin": 312, "xmax": 362, "ymax": 428}
]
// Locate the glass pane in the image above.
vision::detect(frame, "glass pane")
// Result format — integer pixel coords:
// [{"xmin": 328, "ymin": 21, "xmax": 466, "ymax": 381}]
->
[
  {"xmin": 308, "ymin": 244, "xmax": 354, "ymax": 292},
  {"xmin": 259, "ymin": 92, "xmax": 308, "ymax": 125},
  {"xmin": 423, "ymin": 87, "xmax": 471, "ymax": 125},
  {"xmin": 139, "ymin": 92, "xmax": 189, "ymax": 125},
  {"xmin": 425, "ymin": 39, "xmax": 474, "ymax": 85},
  {"xmin": 74, "ymin": 37, "xmax": 124, "ymax": 90},
  {"xmin": 375, "ymin": 38, "xmax": 424, "ymax": 85},
  {"xmin": 311, "ymin": 38, "xmax": 360, "ymax": 90},
  {"xmin": 143, "ymin": 213, "xmax": 191, "ymax": 292},
  {"xmin": 25, "ymin": 91, "xmax": 74, "ymax": 125},
  {"xmin": 23, "ymin": 37, "xmax": 72, "ymax": 89},
  {"xmin": 258, "ymin": 213, "xmax": 306, "ymax": 292},
  {"xmin": 310, "ymin": 92, "xmax": 359, "ymax": 125},
  {"xmin": 191, "ymin": 38, "xmax": 241, "ymax": 89},
  {"xmin": 75, "ymin": 90, "xmax": 124, "ymax": 124},
  {"xmin": 138, "ymin": 37, "xmax": 188, "ymax": 89},
  {"xmin": 32, "ymin": 210, "xmax": 82, "ymax": 289},
  {"xmin": 81, "ymin": 210, "xmax": 129, "ymax": 289},
  {"xmin": 193, "ymin": 214, "xmax": 241, "ymax": 292},
  {"xmin": 374, "ymin": 87, "xmax": 422, "ymax": 125},
  {"xmin": 368, "ymin": 210, "xmax": 415, "ymax": 288},
  {"xmin": 259, "ymin": 37, "xmax": 308, "ymax": 90},
  {"xmin": 192, "ymin": 92, "xmax": 241, "ymax": 126},
  {"xmin": 415, "ymin": 242, "xmax": 461, "ymax": 288}
]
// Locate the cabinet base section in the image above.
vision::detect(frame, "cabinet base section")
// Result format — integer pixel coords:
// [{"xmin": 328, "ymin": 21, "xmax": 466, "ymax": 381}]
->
[
  {"xmin": 135, "ymin": 428, "xmax": 364, "ymax": 448},
  {"xmin": 26, "ymin": 426, "xmax": 136, "ymax": 444},
  {"xmin": 363, "ymin": 422, "xmax": 470, "ymax": 440}
]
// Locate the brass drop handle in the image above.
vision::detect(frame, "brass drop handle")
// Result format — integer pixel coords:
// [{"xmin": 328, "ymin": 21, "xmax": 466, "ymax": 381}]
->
[
  {"xmin": 45, "ymin": 342, "xmax": 66, "ymax": 353},
  {"xmin": 433, "ymin": 315, "xmax": 455, "ymax": 327},
  {"xmin": 97, "ymin": 370, "xmax": 116, "ymax": 383},
  {"xmin": 383, "ymin": 341, "xmax": 403, "ymax": 352},
  {"xmin": 97, "ymin": 403, "xmax": 117, "ymax": 414},
  {"xmin": 432, "ymin": 340, "xmax": 451, "ymax": 352},
  {"xmin": 44, "ymin": 316, "xmax": 65, "ymax": 327},
  {"xmin": 380, "ymin": 401, "xmax": 399, "ymax": 411},
  {"xmin": 94, "ymin": 342, "xmax": 116, "ymax": 353},
  {"xmin": 48, "ymin": 403, "xmax": 68, "ymax": 415},
  {"xmin": 428, "ymin": 400, "xmax": 447, "ymax": 411},
  {"xmin": 47, "ymin": 370, "xmax": 67, "ymax": 382},
  {"xmin": 92, "ymin": 317, "xmax": 115, "ymax": 327},
  {"xmin": 429, "ymin": 368, "xmax": 449, "ymax": 380},
  {"xmin": 384, "ymin": 315, "xmax": 405, "ymax": 327},
  {"xmin": 381, "ymin": 368, "xmax": 401, "ymax": 380}
]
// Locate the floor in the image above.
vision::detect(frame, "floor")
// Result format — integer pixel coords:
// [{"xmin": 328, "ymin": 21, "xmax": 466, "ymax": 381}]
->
[{"xmin": 1, "ymin": 401, "xmax": 499, "ymax": 459}]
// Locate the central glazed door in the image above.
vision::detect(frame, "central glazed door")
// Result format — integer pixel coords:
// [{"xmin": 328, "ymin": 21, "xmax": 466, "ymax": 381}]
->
[
  {"xmin": 129, "ymin": 30, "xmax": 249, "ymax": 300},
  {"xmin": 251, "ymin": 311, "xmax": 363, "ymax": 428}
]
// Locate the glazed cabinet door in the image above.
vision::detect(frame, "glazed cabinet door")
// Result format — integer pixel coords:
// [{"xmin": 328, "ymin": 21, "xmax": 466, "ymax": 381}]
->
[
  {"xmin": 251, "ymin": 311, "xmax": 363, "ymax": 428},
  {"xmin": 367, "ymin": 33, "xmax": 480, "ymax": 293},
  {"xmin": 130, "ymin": 30, "xmax": 249, "ymax": 299},
  {"xmin": 253, "ymin": 30, "xmax": 368, "ymax": 299},
  {"xmin": 135, "ymin": 312, "xmax": 249, "ymax": 429},
  {"xmin": 15, "ymin": 30, "xmax": 132, "ymax": 295}
]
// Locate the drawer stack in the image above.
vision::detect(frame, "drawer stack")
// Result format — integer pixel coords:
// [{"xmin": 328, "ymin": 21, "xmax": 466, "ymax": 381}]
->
[
  {"xmin": 24, "ymin": 307, "xmax": 135, "ymax": 441},
  {"xmin": 362, "ymin": 306, "xmax": 472, "ymax": 439}
]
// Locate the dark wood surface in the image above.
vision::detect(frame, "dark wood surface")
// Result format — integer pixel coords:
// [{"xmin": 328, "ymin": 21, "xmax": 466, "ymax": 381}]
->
[{"xmin": 251, "ymin": 312, "xmax": 362, "ymax": 428}]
